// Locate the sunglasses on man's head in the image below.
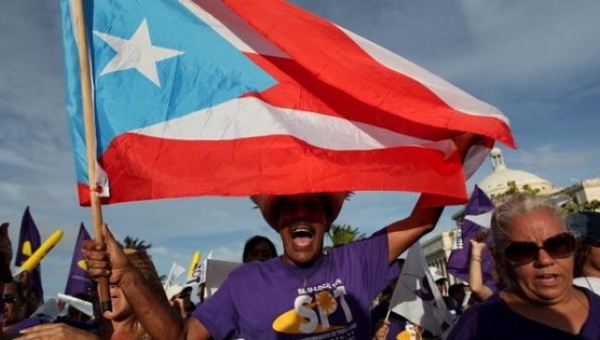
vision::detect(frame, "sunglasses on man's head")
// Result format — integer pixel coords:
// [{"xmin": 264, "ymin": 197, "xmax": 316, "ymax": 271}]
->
[
  {"xmin": 2, "ymin": 294, "xmax": 18, "ymax": 303},
  {"xmin": 504, "ymin": 232, "xmax": 576, "ymax": 266}
]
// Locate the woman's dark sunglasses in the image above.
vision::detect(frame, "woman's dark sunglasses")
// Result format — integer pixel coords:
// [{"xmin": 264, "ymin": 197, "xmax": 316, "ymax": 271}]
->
[{"xmin": 504, "ymin": 232, "xmax": 576, "ymax": 266}]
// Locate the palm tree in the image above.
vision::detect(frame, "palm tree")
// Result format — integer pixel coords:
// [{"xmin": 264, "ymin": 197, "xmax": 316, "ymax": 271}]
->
[
  {"xmin": 326, "ymin": 224, "xmax": 365, "ymax": 249},
  {"xmin": 122, "ymin": 236, "xmax": 152, "ymax": 250}
]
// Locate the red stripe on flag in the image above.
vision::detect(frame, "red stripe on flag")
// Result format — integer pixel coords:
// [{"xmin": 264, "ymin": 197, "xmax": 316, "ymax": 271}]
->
[
  {"xmin": 245, "ymin": 53, "xmax": 511, "ymax": 145},
  {"xmin": 210, "ymin": 0, "xmax": 515, "ymax": 147},
  {"xmin": 77, "ymin": 133, "xmax": 467, "ymax": 205}
]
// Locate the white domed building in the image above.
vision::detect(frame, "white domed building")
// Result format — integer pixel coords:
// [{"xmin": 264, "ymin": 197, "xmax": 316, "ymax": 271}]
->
[{"xmin": 477, "ymin": 147, "xmax": 557, "ymax": 198}]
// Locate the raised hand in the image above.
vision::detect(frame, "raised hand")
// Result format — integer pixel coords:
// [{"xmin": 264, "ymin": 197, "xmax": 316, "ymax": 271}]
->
[
  {"xmin": 470, "ymin": 229, "xmax": 490, "ymax": 255},
  {"xmin": 82, "ymin": 224, "xmax": 131, "ymax": 287},
  {"xmin": 452, "ymin": 132, "xmax": 482, "ymax": 161}
]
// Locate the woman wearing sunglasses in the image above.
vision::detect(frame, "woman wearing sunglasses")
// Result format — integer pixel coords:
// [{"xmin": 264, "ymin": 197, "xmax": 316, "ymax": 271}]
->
[{"xmin": 448, "ymin": 193, "xmax": 600, "ymax": 339}]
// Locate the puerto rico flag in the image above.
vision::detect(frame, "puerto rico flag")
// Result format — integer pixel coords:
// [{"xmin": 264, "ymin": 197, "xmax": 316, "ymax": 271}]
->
[{"xmin": 60, "ymin": 0, "xmax": 515, "ymax": 206}]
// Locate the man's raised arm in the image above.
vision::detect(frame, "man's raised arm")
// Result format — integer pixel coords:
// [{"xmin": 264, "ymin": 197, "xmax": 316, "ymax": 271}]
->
[
  {"xmin": 83, "ymin": 224, "xmax": 211, "ymax": 340},
  {"xmin": 385, "ymin": 133, "xmax": 481, "ymax": 263}
]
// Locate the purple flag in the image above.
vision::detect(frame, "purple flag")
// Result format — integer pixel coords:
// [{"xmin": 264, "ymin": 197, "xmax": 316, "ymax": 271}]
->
[
  {"xmin": 65, "ymin": 224, "xmax": 93, "ymax": 296},
  {"xmin": 447, "ymin": 186, "xmax": 496, "ymax": 289},
  {"xmin": 14, "ymin": 207, "xmax": 44, "ymax": 306}
]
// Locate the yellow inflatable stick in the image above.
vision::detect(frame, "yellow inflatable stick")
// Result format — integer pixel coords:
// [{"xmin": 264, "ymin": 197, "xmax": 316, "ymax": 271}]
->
[
  {"xmin": 187, "ymin": 250, "xmax": 201, "ymax": 279},
  {"xmin": 19, "ymin": 230, "xmax": 64, "ymax": 272}
]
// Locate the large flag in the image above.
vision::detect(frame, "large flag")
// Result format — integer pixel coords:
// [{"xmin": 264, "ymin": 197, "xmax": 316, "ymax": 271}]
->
[
  {"xmin": 15, "ymin": 207, "xmax": 44, "ymax": 305},
  {"xmin": 60, "ymin": 0, "xmax": 515, "ymax": 206},
  {"xmin": 446, "ymin": 186, "xmax": 496, "ymax": 288},
  {"xmin": 389, "ymin": 243, "xmax": 453, "ymax": 337},
  {"xmin": 64, "ymin": 223, "xmax": 93, "ymax": 296}
]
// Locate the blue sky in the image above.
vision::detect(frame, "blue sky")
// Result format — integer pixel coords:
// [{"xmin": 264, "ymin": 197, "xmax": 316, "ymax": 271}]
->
[{"xmin": 1, "ymin": 0, "xmax": 599, "ymax": 299}]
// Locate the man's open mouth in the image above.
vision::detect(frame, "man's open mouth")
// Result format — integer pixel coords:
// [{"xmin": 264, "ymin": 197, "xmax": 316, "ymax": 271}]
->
[{"xmin": 291, "ymin": 222, "xmax": 315, "ymax": 246}]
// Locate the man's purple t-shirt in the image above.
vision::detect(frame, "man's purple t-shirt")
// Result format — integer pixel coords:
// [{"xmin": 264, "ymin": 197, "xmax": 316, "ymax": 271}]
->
[
  {"xmin": 448, "ymin": 287, "xmax": 600, "ymax": 339},
  {"xmin": 193, "ymin": 233, "xmax": 390, "ymax": 339}
]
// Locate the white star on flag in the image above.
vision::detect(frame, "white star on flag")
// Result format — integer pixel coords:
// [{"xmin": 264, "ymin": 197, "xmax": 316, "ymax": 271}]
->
[{"xmin": 93, "ymin": 18, "xmax": 184, "ymax": 87}]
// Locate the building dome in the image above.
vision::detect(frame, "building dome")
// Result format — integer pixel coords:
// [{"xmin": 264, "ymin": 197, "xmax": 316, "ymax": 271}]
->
[{"xmin": 477, "ymin": 148, "xmax": 556, "ymax": 198}]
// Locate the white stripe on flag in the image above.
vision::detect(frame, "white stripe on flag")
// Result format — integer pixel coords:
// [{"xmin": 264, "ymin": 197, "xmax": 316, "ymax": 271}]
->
[{"xmin": 135, "ymin": 97, "xmax": 452, "ymax": 153}]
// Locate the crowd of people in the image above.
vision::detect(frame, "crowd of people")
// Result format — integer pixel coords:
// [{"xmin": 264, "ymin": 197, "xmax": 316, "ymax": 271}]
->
[
  {"xmin": 2, "ymin": 129, "xmax": 600, "ymax": 340},
  {"xmin": 1, "ymin": 188, "xmax": 600, "ymax": 338},
  {"xmin": 70, "ymin": 189, "xmax": 445, "ymax": 339}
]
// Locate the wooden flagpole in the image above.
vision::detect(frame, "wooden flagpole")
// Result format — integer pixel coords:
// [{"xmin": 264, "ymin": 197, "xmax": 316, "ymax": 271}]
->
[{"xmin": 71, "ymin": 0, "xmax": 111, "ymax": 314}]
